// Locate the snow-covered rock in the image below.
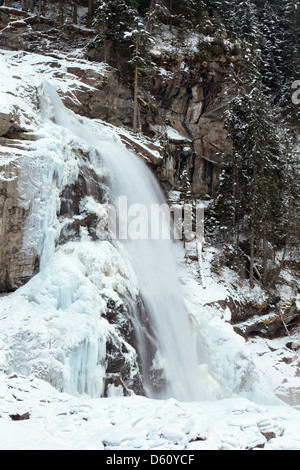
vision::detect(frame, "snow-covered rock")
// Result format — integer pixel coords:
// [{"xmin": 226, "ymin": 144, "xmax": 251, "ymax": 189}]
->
[{"xmin": 0, "ymin": 49, "xmax": 148, "ymax": 397}]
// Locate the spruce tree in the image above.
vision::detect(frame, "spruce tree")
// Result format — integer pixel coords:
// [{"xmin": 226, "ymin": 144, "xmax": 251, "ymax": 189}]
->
[
  {"xmin": 257, "ymin": 1, "xmax": 284, "ymax": 94},
  {"xmin": 279, "ymin": 0, "xmax": 300, "ymax": 124},
  {"xmin": 94, "ymin": 0, "xmax": 141, "ymax": 55},
  {"xmin": 272, "ymin": 132, "xmax": 300, "ymax": 286},
  {"xmin": 170, "ymin": 0, "xmax": 208, "ymax": 32},
  {"xmin": 146, "ymin": 0, "xmax": 169, "ymax": 32},
  {"xmin": 93, "ymin": 0, "xmax": 151, "ymax": 133},
  {"xmin": 214, "ymin": 85, "xmax": 284, "ymax": 287}
]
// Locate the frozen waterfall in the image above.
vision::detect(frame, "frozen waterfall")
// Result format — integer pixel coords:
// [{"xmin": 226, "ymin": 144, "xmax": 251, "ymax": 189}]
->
[{"xmin": 45, "ymin": 83, "xmax": 208, "ymax": 402}]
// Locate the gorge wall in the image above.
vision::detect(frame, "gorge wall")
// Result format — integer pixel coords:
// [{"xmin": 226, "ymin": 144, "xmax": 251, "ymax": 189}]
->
[{"xmin": 0, "ymin": 5, "xmax": 234, "ymax": 199}]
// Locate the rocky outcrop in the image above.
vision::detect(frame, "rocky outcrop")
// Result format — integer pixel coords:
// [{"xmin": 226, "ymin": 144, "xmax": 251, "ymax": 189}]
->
[
  {"xmin": 65, "ymin": 68, "xmax": 136, "ymax": 130},
  {"xmin": 0, "ymin": 5, "xmax": 135, "ymax": 129},
  {"xmin": 103, "ymin": 299, "xmax": 159, "ymax": 397},
  {"xmin": 0, "ymin": 178, "xmax": 38, "ymax": 291},
  {"xmin": 0, "ymin": 5, "xmax": 91, "ymax": 52},
  {"xmin": 0, "ymin": 58, "xmax": 42, "ymax": 292},
  {"xmin": 218, "ymin": 296, "xmax": 300, "ymax": 339},
  {"xmin": 146, "ymin": 56, "xmax": 234, "ymax": 197},
  {"xmin": 0, "ymin": 137, "xmax": 40, "ymax": 291},
  {"xmin": 0, "ymin": 111, "xmax": 21, "ymax": 137}
]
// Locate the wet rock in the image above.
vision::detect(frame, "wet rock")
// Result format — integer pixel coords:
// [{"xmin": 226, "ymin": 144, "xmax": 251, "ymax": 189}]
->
[
  {"xmin": 102, "ymin": 298, "xmax": 161, "ymax": 397},
  {"xmin": 9, "ymin": 412, "xmax": 30, "ymax": 421},
  {"xmin": 150, "ymin": 57, "xmax": 234, "ymax": 197},
  {"xmin": 233, "ymin": 307, "xmax": 299, "ymax": 339},
  {"xmin": 218, "ymin": 296, "xmax": 272, "ymax": 324},
  {"xmin": 103, "ymin": 301, "xmax": 144, "ymax": 397},
  {"xmin": 286, "ymin": 341, "xmax": 300, "ymax": 352},
  {"xmin": 217, "ymin": 296, "xmax": 300, "ymax": 339}
]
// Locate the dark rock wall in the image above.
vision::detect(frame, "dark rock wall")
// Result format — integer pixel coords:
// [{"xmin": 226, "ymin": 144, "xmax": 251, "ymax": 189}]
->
[{"xmin": 0, "ymin": 8, "xmax": 234, "ymax": 199}]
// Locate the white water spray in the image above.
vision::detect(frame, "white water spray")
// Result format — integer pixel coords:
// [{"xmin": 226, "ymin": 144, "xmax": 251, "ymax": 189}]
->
[{"xmin": 46, "ymin": 83, "xmax": 207, "ymax": 402}]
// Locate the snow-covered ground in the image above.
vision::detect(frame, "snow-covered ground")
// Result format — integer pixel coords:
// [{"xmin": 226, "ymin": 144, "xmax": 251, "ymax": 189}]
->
[
  {"xmin": 1, "ymin": 258, "xmax": 300, "ymax": 451},
  {"xmin": 0, "ymin": 373, "xmax": 300, "ymax": 451},
  {"xmin": 0, "ymin": 48, "xmax": 299, "ymax": 451},
  {"xmin": 178, "ymin": 243, "xmax": 300, "ymax": 405}
]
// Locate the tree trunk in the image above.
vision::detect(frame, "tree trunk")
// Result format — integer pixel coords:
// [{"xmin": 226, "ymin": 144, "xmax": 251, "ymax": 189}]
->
[
  {"xmin": 249, "ymin": 225, "xmax": 255, "ymax": 289},
  {"xmin": 73, "ymin": 1, "xmax": 78, "ymax": 24},
  {"xmin": 262, "ymin": 235, "xmax": 268, "ymax": 282},
  {"xmin": 272, "ymin": 203, "xmax": 292, "ymax": 289},
  {"xmin": 147, "ymin": 0, "xmax": 156, "ymax": 33},
  {"xmin": 21, "ymin": 0, "xmax": 28, "ymax": 11},
  {"xmin": 39, "ymin": 0, "xmax": 46, "ymax": 16},
  {"xmin": 232, "ymin": 162, "xmax": 240, "ymax": 249},
  {"xmin": 261, "ymin": 217, "xmax": 268, "ymax": 283},
  {"xmin": 249, "ymin": 149, "xmax": 258, "ymax": 289},
  {"xmin": 133, "ymin": 40, "xmax": 139, "ymax": 134},
  {"xmin": 87, "ymin": 0, "xmax": 93, "ymax": 28},
  {"xmin": 4, "ymin": 0, "xmax": 10, "ymax": 6},
  {"xmin": 29, "ymin": 0, "xmax": 35, "ymax": 13},
  {"xmin": 58, "ymin": 0, "xmax": 64, "ymax": 24}
]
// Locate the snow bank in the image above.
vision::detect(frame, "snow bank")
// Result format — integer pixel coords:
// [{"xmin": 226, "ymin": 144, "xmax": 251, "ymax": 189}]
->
[{"xmin": 0, "ymin": 49, "xmax": 110, "ymax": 108}]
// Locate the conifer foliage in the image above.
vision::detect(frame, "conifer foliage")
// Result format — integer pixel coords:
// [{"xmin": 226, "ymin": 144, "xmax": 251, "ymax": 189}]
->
[
  {"xmin": 93, "ymin": 0, "xmax": 141, "ymax": 55},
  {"xmin": 214, "ymin": 85, "xmax": 284, "ymax": 287}
]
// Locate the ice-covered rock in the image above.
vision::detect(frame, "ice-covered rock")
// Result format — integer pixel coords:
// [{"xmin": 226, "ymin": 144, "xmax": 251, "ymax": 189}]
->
[{"xmin": 0, "ymin": 50, "xmax": 148, "ymax": 397}]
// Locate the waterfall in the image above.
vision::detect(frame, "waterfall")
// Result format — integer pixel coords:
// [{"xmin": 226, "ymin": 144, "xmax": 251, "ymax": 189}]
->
[{"xmin": 45, "ymin": 83, "xmax": 207, "ymax": 402}]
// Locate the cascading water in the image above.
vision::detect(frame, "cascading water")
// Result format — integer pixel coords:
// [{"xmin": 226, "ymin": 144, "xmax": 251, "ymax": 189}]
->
[{"xmin": 45, "ymin": 83, "xmax": 207, "ymax": 402}]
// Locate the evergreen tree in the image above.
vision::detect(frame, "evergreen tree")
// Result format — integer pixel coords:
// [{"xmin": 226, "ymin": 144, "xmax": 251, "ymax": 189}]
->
[
  {"xmin": 233, "ymin": 0, "xmax": 260, "ymax": 43},
  {"xmin": 93, "ymin": 0, "xmax": 147, "ymax": 60},
  {"xmin": 146, "ymin": 0, "xmax": 169, "ymax": 33},
  {"xmin": 257, "ymin": 1, "xmax": 284, "ymax": 94},
  {"xmin": 205, "ymin": 0, "xmax": 234, "ymax": 33},
  {"xmin": 214, "ymin": 85, "xmax": 284, "ymax": 288},
  {"xmin": 278, "ymin": 0, "xmax": 300, "ymax": 123},
  {"xmin": 272, "ymin": 133, "xmax": 300, "ymax": 286},
  {"xmin": 170, "ymin": 0, "xmax": 208, "ymax": 32},
  {"xmin": 93, "ymin": 0, "xmax": 151, "ymax": 132}
]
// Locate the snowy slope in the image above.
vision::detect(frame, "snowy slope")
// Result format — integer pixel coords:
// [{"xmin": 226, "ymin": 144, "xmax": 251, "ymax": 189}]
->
[{"xmin": 176, "ymin": 242, "xmax": 300, "ymax": 407}]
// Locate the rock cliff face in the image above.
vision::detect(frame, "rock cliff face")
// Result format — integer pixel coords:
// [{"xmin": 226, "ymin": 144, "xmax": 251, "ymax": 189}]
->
[
  {"xmin": 77, "ymin": 49, "xmax": 234, "ymax": 198},
  {"xmin": 0, "ymin": 79, "xmax": 41, "ymax": 291},
  {"xmin": 0, "ymin": 147, "xmax": 39, "ymax": 291},
  {"xmin": 0, "ymin": 6, "xmax": 234, "ymax": 199},
  {"xmin": 146, "ymin": 57, "xmax": 233, "ymax": 197},
  {"xmin": 63, "ymin": 54, "xmax": 234, "ymax": 198}
]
